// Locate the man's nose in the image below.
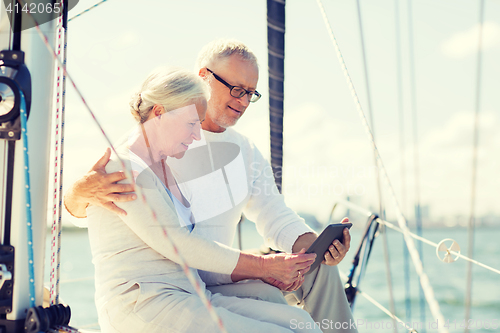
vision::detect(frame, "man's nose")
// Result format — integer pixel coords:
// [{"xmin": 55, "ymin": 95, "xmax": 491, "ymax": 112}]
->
[{"xmin": 237, "ymin": 93, "xmax": 251, "ymax": 107}]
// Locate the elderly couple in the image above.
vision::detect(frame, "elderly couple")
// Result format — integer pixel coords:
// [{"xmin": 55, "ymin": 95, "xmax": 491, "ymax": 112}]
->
[{"xmin": 64, "ymin": 39, "xmax": 358, "ymax": 333}]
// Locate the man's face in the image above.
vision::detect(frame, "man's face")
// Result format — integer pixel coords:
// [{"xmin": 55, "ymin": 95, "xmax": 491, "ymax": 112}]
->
[{"xmin": 202, "ymin": 55, "xmax": 259, "ymax": 133}]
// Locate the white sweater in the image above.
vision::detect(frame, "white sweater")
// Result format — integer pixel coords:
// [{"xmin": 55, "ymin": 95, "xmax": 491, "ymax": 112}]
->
[
  {"xmin": 167, "ymin": 128, "xmax": 314, "ymax": 285},
  {"xmin": 87, "ymin": 148, "xmax": 241, "ymax": 313}
]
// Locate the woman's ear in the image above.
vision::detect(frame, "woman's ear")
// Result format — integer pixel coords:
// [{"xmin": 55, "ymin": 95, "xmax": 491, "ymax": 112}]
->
[
  {"xmin": 152, "ymin": 104, "xmax": 165, "ymax": 117},
  {"xmin": 198, "ymin": 68, "xmax": 208, "ymax": 79}
]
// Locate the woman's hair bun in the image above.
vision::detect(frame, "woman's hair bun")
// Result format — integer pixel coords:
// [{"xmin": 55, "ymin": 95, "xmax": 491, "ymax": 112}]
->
[{"xmin": 129, "ymin": 92, "xmax": 143, "ymax": 121}]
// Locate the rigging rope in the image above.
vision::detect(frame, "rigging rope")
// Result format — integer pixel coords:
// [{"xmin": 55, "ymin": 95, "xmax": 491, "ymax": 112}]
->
[
  {"xmin": 316, "ymin": 1, "xmax": 448, "ymax": 331},
  {"xmin": 356, "ymin": 219, "xmax": 379, "ymax": 283},
  {"xmin": 339, "ymin": 202, "xmax": 500, "ymax": 331},
  {"xmin": 58, "ymin": 0, "xmax": 69, "ymax": 304},
  {"xmin": 343, "ymin": 214, "xmax": 379, "ymax": 308},
  {"xmin": 357, "ymin": 290, "xmax": 416, "ymax": 333},
  {"xmin": 394, "ymin": 0, "xmax": 412, "ymax": 322},
  {"xmin": 59, "ymin": 0, "xmax": 69, "ymax": 299},
  {"xmin": 464, "ymin": 1, "xmax": 485, "ymax": 331},
  {"xmin": 380, "ymin": 225, "xmax": 398, "ymax": 332},
  {"xmin": 18, "ymin": 1, "xmax": 226, "ymax": 331},
  {"xmin": 20, "ymin": 92, "xmax": 36, "ymax": 308},
  {"xmin": 67, "ymin": 0, "xmax": 109, "ymax": 22},
  {"xmin": 50, "ymin": 4, "xmax": 67, "ymax": 306},
  {"xmin": 406, "ymin": 0, "xmax": 426, "ymax": 327},
  {"xmin": 340, "ymin": 271, "xmax": 417, "ymax": 333},
  {"xmin": 353, "ymin": 1, "xmax": 397, "ymax": 330}
]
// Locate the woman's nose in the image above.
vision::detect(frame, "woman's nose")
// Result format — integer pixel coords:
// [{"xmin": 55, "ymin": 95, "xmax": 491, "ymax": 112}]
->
[{"xmin": 192, "ymin": 123, "xmax": 202, "ymax": 141}]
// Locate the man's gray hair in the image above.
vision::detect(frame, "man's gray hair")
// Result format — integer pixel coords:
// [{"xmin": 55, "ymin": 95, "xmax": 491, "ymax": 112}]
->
[{"xmin": 195, "ymin": 39, "xmax": 258, "ymax": 71}]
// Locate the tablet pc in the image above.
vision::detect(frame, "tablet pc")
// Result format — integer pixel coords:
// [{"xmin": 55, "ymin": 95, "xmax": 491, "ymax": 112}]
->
[{"xmin": 304, "ymin": 223, "xmax": 352, "ymax": 275}]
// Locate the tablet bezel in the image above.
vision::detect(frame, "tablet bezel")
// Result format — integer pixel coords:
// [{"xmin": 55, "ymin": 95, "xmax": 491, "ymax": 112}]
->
[{"xmin": 304, "ymin": 222, "xmax": 352, "ymax": 275}]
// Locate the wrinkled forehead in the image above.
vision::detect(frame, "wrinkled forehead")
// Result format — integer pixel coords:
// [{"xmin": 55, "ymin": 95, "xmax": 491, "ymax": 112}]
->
[
  {"xmin": 212, "ymin": 54, "xmax": 258, "ymax": 73},
  {"xmin": 211, "ymin": 56, "xmax": 259, "ymax": 89}
]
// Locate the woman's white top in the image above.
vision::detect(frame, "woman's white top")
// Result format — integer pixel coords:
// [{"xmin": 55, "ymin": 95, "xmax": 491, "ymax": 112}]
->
[{"xmin": 87, "ymin": 146, "xmax": 240, "ymax": 315}]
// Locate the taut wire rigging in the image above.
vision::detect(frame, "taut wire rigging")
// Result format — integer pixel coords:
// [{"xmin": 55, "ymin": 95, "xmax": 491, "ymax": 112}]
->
[{"xmin": 317, "ymin": 0, "xmax": 449, "ymax": 330}]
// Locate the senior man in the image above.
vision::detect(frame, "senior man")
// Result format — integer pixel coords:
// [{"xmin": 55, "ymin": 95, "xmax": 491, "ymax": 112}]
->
[{"xmin": 65, "ymin": 39, "xmax": 357, "ymax": 333}]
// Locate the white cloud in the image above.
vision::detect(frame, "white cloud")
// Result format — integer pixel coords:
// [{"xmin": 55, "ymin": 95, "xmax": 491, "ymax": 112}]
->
[
  {"xmin": 273, "ymin": 105, "xmax": 500, "ymax": 221},
  {"xmin": 110, "ymin": 32, "xmax": 141, "ymax": 51},
  {"xmin": 442, "ymin": 22, "xmax": 500, "ymax": 58},
  {"xmin": 416, "ymin": 111, "xmax": 500, "ymax": 216}
]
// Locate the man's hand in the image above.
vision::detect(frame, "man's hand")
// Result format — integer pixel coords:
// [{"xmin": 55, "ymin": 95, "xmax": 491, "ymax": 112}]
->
[
  {"xmin": 322, "ymin": 217, "xmax": 351, "ymax": 266},
  {"xmin": 63, "ymin": 148, "xmax": 137, "ymax": 218},
  {"xmin": 292, "ymin": 217, "xmax": 352, "ymax": 267}
]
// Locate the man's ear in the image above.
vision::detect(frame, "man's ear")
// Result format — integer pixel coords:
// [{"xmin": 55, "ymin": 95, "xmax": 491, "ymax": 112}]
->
[{"xmin": 152, "ymin": 104, "xmax": 165, "ymax": 117}]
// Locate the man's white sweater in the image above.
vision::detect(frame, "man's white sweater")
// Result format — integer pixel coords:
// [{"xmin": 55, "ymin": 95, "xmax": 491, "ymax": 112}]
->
[{"xmin": 168, "ymin": 128, "xmax": 314, "ymax": 285}]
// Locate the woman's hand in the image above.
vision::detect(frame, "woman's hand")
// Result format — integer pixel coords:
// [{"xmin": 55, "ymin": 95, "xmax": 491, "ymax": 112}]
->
[
  {"xmin": 231, "ymin": 249, "xmax": 315, "ymax": 285},
  {"xmin": 260, "ymin": 248, "xmax": 315, "ymax": 285},
  {"xmin": 261, "ymin": 275, "xmax": 305, "ymax": 292}
]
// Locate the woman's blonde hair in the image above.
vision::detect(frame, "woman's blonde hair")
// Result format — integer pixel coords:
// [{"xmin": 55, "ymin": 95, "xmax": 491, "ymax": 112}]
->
[{"xmin": 130, "ymin": 67, "xmax": 209, "ymax": 123}]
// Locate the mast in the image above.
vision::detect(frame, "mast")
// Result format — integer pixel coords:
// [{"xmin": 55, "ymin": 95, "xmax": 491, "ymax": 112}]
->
[
  {"xmin": 0, "ymin": 1, "xmax": 57, "ymax": 330},
  {"xmin": 267, "ymin": 0, "xmax": 285, "ymax": 192}
]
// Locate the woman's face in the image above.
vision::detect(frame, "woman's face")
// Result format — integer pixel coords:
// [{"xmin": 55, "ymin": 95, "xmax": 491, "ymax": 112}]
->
[{"xmin": 147, "ymin": 99, "xmax": 207, "ymax": 160}]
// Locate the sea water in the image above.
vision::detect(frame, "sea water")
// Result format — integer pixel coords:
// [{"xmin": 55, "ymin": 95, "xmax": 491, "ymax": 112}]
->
[{"xmin": 45, "ymin": 223, "xmax": 500, "ymax": 332}]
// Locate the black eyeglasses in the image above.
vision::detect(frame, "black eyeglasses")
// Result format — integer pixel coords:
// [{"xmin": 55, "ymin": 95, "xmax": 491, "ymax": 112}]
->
[{"xmin": 206, "ymin": 68, "xmax": 261, "ymax": 103}]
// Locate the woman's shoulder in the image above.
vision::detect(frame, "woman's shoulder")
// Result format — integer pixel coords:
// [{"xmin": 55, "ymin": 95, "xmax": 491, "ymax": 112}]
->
[
  {"xmin": 104, "ymin": 146, "xmax": 132, "ymax": 174},
  {"xmin": 105, "ymin": 147, "xmax": 157, "ymax": 188}
]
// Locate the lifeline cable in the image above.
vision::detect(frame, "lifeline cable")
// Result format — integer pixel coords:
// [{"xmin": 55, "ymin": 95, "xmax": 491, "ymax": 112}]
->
[
  {"xmin": 464, "ymin": 1, "xmax": 485, "ymax": 331},
  {"xmin": 316, "ymin": 1, "xmax": 448, "ymax": 331},
  {"xmin": 339, "ymin": 271, "xmax": 417, "ymax": 333},
  {"xmin": 18, "ymin": 1, "xmax": 227, "ymax": 331},
  {"xmin": 337, "ymin": 199, "xmax": 500, "ymax": 276},
  {"xmin": 375, "ymin": 219, "xmax": 500, "ymax": 275}
]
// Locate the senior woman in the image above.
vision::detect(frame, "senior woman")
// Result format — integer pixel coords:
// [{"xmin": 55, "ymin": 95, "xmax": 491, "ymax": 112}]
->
[{"xmin": 86, "ymin": 67, "xmax": 321, "ymax": 333}]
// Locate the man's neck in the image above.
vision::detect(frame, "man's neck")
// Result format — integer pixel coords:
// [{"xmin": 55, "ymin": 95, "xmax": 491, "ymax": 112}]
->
[{"xmin": 202, "ymin": 117, "xmax": 227, "ymax": 133}]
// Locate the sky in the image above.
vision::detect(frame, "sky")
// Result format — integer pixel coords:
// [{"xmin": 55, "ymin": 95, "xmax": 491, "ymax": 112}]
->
[{"xmin": 1, "ymin": 0, "xmax": 499, "ymax": 227}]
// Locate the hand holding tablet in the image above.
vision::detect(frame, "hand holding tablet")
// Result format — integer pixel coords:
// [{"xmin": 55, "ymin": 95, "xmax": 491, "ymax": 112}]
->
[{"xmin": 304, "ymin": 222, "xmax": 352, "ymax": 275}]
